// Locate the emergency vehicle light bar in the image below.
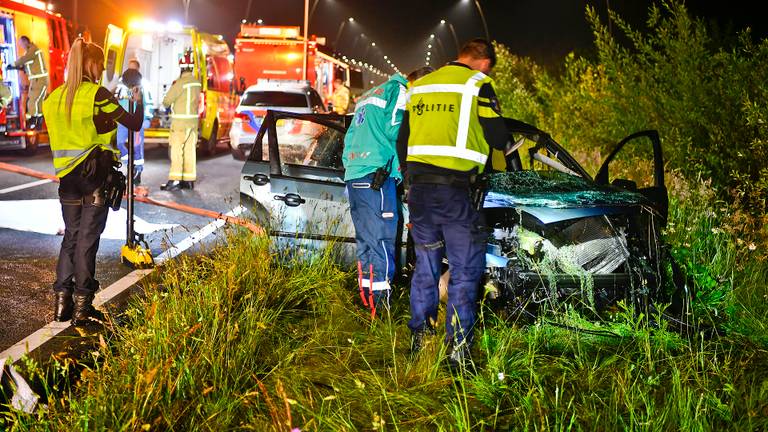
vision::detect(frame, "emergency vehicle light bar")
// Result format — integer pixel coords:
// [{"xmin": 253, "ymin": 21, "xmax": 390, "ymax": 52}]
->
[
  {"xmin": 256, "ymin": 79, "xmax": 311, "ymax": 86},
  {"xmin": 240, "ymin": 25, "xmax": 300, "ymax": 39},
  {"xmin": 11, "ymin": 0, "xmax": 47, "ymax": 10}
]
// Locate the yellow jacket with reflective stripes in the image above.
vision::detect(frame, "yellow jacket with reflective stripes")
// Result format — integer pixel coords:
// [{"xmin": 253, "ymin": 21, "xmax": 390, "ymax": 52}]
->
[
  {"xmin": 42, "ymin": 82, "xmax": 118, "ymax": 178},
  {"xmin": 405, "ymin": 64, "xmax": 500, "ymax": 173},
  {"xmin": 14, "ymin": 43, "xmax": 48, "ymax": 80},
  {"xmin": 162, "ymin": 71, "xmax": 201, "ymax": 128}
]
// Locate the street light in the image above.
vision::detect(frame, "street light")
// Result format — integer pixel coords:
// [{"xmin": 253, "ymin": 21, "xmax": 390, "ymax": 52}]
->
[
  {"xmin": 463, "ymin": 0, "xmax": 490, "ymax": 40},
  {"xmin": 333, "ymin": 17, "xmax": 354, "ymax": 50},
  {"xmin": 183, "ymin": 0, "xmax": 191, "ymax": 24},
  {"xmin": 439, "ymin": 19, "xmax": 460, "ymax": 55}
]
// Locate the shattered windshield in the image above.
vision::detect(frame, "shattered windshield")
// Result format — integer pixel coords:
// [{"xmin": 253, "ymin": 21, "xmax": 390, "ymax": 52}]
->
[{"xmin": 485, "ymin": 171, "xmax": 648, "ymax": 208}]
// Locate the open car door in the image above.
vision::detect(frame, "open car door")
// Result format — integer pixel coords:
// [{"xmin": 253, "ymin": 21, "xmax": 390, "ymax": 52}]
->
[
  {"xmin": 102, "ymin": 24, "xmax": 125, "ymax": 89},
  {"xmin": 240, "ymin": 110, "xmax": 355, "ymax": 260},
  {"xmin": 594, "ymin": 130, "xmax": 668, "ymax": 222}
]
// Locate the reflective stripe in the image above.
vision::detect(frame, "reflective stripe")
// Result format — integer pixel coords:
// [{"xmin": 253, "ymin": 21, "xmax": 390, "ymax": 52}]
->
[
  {"xmin": 183, "ymin": 83, "xmax": 201, "ymax": 116},
  {"xmin": 32, "ymin": 84, "xmax": 47, "ymax": 116},
  {"xmin": 455, "ymin": 72, "xmax": 486, "ymax": 150},
  {"xmin": 36, "ymin": 51, "xmax": 46, "ymax": 74},
  {"xmin": 360, "ymin": 279, "xmax": 391, "ymax": 291},
  {"xmin": 29, "ymin": 73, "xmax": 48, "ymax": 79},
  {"xmin": 356, "ymin": 96, "xmax": 386, "ymax": 110},
  {"xmin": 171, "ymin": 114, "xmax": 198, "ymax": 119},
  {"xmin": 408, "ymin": 145, "xmax": 488, "ymax": 165},
  {"xmin": 410, "ymin": 83, "xmax": 480, "ymax": 97},
  {"xmin": 392, "ymin": 85, "xmax": 406, "ymax": 126},
  {"xmin": 52, "ymin": 149, "xmax": 90, "ymax": 158}
]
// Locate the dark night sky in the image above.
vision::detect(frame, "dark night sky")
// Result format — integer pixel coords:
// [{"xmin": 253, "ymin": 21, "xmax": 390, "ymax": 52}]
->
[{"xmin": 52, "ymin": 0, "xmax": 767, "ymax": 73}]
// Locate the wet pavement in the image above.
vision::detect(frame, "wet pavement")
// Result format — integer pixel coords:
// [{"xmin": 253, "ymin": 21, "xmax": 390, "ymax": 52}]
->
[{"xmin": 0, "ymin": 143, "xmax": 246, "ymax": 351}]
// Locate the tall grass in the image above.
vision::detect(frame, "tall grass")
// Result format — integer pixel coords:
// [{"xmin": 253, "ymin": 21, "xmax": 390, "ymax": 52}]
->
[{"xmin": 4, "ymin": 227, "xmax": 768, "ymax": 430}]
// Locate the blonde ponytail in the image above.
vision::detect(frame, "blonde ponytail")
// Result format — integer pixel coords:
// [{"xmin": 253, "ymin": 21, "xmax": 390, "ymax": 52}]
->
[
  {"xmin": 63, "ymin": 38, "xmax": 105, "ymax": 121},
  {"xmin": 64, "ymin": 38, "xmax": 85, "ymax": 121}
]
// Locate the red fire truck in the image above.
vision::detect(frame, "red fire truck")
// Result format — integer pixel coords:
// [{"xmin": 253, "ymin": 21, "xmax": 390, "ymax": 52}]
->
[
  {"xmin": 0, "ymin": 0, "xmax": 69, "ymax": 154},
  {"xmin": 233, "ymin": 24, "xmax": 350, "ymax": 104}
]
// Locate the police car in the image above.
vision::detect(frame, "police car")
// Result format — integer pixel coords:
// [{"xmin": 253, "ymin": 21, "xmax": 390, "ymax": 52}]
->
[{"xmin": 229, "ymin": 80, "xmax": 327, "ymax": 160}]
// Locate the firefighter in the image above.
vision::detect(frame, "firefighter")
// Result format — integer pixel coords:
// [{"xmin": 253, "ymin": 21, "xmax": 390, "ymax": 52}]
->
[
  {"xmin": 330, "ymin": 77, "xmax": 350, "ymax": 115},
  {"xmin": 161, "ymin": 50, "xmax": 201, "ymax": 191},
  {"xmin": 42, "ymin": 39, "xmax": 144, "ymax": 325},
  {"xmin": 8, "ymin": 36, "xmax": 48, "ymax": 129},
  {"xmin": 397, "ymin": 39, "xmax": 508, "ymax": 371}
]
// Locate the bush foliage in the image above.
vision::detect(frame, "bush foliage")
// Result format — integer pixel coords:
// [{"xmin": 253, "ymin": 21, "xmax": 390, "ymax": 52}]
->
[{"xmin": 492, "ymin": 0, "xmax": 768, "ymax": 212}]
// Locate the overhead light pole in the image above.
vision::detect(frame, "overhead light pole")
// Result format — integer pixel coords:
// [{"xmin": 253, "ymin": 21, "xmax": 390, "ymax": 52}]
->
[
  {"xmin": 183, "ymin": 0, "xmax": 191, "ymax": 24},
  {"xmin": 244, "ymin": 0, "xmax": 253, "ymax": 22},
  {"xmin": 474, "ymin": 0, "xmax": 490, "ymax": 40},
  {"xmin": 440, "ymin": 19, "xmax": 460, "ymax": 55},
  {"xmin": 333, "ymin": 17, "xmax": 354, "ymax": 51},
  {"xmin": 463, "ymin": 0, "xmax": 490, "ymax": 40},
  {"xmin": 303, "ymin": 0, "xmax": 309, "ymax": 80}
]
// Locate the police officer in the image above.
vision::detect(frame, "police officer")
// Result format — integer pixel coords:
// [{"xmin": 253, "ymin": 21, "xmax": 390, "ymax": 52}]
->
[
  {"xmin": 42, "ymin": 39, "xmax": 144, "ymax": 325},
  {"xmin": 10, "ymin": 36, "xmax": 48, "ymax": 129},
  {"xmin": 161, "ymin": 50, "xmax": 201, "ymax": 191},
  {"xmin": 397, "ymin": 39, "xmax": 508, "ymax": 370}
]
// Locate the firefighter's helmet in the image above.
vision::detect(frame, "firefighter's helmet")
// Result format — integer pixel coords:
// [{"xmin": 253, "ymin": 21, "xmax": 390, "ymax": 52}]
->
[{"xmin": 179, "ymin": 49, "xmax": 194, "ymax": 71}]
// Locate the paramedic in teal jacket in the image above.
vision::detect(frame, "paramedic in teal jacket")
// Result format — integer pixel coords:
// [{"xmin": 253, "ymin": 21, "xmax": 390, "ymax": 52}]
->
[{"xmin": 342, "ymin": 72, "xmax": 408, "ymax": 314}]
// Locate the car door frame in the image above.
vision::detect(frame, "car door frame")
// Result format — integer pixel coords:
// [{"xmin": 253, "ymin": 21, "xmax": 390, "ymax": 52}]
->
[
  {"xmin": 242, "ymin": 109, "xmax": 355, "ymax": 244},
  {"xmin": 594, "ymin": 130, "xmax": 668, "ymax": 221}
]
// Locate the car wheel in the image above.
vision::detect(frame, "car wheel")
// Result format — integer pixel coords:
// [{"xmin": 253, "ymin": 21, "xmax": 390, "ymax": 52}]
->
[{"xmin": 203, "ymin": 121, "xmax": 218, "ymax": 156}]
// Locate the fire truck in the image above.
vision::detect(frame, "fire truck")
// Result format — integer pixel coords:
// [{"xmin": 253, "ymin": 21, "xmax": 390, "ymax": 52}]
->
[
  {"xmin": 233, "ymin": 24, "xmax": 350, "ymax": 104},
  {"xmin": 0, "ymin": 0, "xmax": 69, "ymax": 154}
]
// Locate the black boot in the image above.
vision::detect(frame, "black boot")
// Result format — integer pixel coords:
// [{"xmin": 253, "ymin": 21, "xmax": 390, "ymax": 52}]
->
[
  {"xmin": 134, "ymin": 172, "xmax": 142, "ymax": 185},
  {"xmin": 54, "ymin": 291, "xmax": 74, "ymax": 322},
  {"xmin": 71, "ymin": 294, "xmax": 105, "ymax": 326},
  {"xmin": 160, "ymin": 180, "xmax": 183, "ymax": 191},
  {"xmin": 410, "ymin": 326, "xmax": 437, "ymax": 357},
  {"xmin": 180, "ymin": 180, "xmax": 195, "ymax": 190}
]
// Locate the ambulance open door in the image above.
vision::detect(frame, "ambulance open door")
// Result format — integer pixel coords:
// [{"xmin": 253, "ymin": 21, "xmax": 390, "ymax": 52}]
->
[{"xmin": 102, "ymin": 24, "xmax": 125, "ymax": 90}]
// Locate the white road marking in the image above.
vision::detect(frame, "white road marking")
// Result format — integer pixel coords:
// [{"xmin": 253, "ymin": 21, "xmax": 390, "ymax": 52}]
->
[
  {"xmin": 155, "ymin": 205, "xmax": 245, "ymax": 263},
  {"xmin": 0, "ymin": 179, "xmax": 52, "ymax": 195},
  {"xmin": 0, "ymin": 205, "xmax": 247, "ymax": 363}
]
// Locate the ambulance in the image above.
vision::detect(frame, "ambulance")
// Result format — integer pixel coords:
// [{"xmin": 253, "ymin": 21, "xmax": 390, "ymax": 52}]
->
[
  {"xmin": 102, "ymin": 19, "xmax": 236, "ymax": 155},
  {"xmin": 0, "ymin": 0, "xmax": 69, "ymax": 154}
]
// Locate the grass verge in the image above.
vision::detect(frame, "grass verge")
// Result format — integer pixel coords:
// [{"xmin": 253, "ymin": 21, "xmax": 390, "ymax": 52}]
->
[{"xmin": 3, "ymin": 214, "xmax": 768, "ymax": 430}]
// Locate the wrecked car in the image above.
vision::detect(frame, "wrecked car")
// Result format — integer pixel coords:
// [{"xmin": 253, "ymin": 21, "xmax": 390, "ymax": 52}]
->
[{"xmin": 240, "ymin": 111, "xmax": 671, "ymax": 310}]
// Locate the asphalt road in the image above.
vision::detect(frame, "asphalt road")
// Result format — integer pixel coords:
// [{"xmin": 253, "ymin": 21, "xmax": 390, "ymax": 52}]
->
[{"xmin": 0, "ymin": 142, "xmax": 245, "ymax": 351}]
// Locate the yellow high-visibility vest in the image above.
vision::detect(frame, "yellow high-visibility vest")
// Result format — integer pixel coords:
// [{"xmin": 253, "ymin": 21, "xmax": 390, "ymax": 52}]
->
[
  {"xmin": 406, "ymin": 64, "xmax": 500, "ymax": 173},
  {"xmin": 42, "ymin": 82, "xmax": 117, "ymax": 177}
]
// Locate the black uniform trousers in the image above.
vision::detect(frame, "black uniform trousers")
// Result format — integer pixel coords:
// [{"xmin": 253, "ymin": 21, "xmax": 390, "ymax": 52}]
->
[{"xmin": 52, "ymin": 163, "xmax": 109, "ymax": 296}]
